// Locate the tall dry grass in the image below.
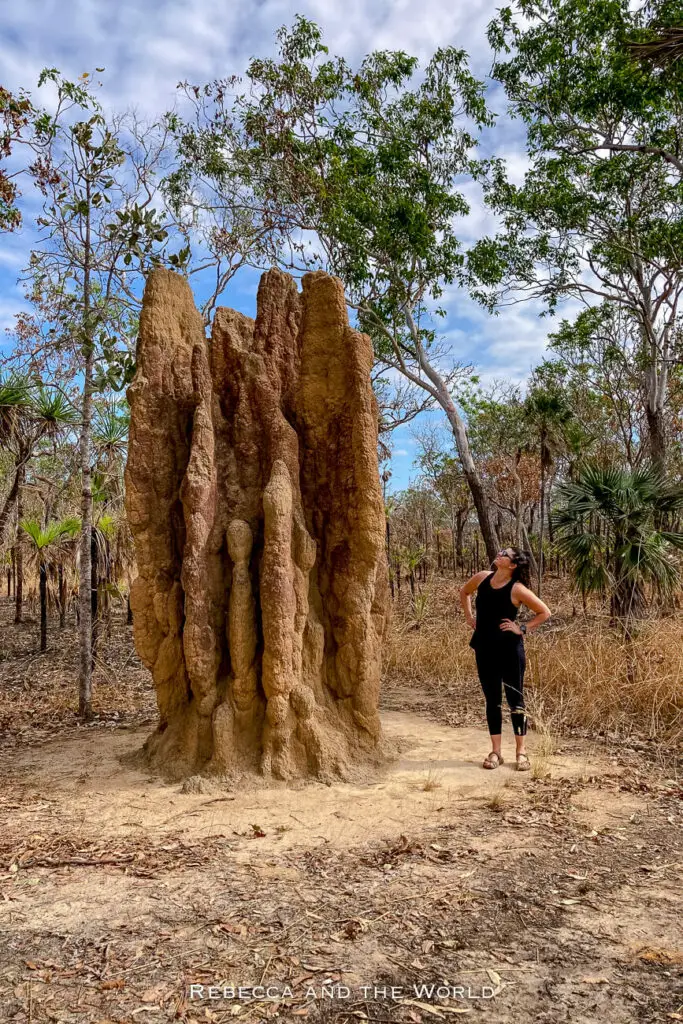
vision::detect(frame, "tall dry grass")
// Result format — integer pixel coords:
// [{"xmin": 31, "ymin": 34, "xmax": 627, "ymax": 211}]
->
[{"xmin": 384, "ymin": 576, "xmax": 683, "ymax": 744}]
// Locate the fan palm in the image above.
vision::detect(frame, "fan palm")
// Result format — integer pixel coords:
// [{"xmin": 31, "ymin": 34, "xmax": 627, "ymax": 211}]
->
[
  {"xmin": 551, "ymin": 464, "xmax": 683, "ymax": 632},
  {"xmin": 20, "ymin": 516, "xmax": 80, "ymax": 651}
]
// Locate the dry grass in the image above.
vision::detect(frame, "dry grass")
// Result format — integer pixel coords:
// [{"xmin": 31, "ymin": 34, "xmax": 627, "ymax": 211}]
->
[
  {"xmin": 485, "ymin": 787, "xmax": 508, "ymax": 812},
  {"xmin": 419, "ymin": 769, "xmax": 443, "ymax": 792},
  {"xmin": 385, "ymin": 575, "xmax": 683, "ymax": 745}
]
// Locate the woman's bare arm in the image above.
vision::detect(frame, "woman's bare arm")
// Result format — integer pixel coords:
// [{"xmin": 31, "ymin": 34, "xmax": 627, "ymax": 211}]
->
[
  {"xmin": 459, "ymin": 570, "xmax": 491, "ymax": 629},
  {"xmin": 512, "ymin": 584, "xmax": 551, "ymax": 633}
]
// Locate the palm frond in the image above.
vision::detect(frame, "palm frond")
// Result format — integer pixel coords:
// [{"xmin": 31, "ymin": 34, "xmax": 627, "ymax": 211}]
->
[
  {"xmin": 0, "ymin": 374, "xmax": 32, "ymax": 441},
  {"xmin": 31, "ymin": 387, "xmax": 79, "ymax": 431},
  {"xmin": 93, "ymin": 401, "xmax": 129, "ymax": 456}
]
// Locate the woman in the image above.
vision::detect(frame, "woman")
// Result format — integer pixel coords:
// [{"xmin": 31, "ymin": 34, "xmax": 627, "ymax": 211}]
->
[{"xmin": 459, "ymin": 547, "xmax": 551, "ymax": 771}]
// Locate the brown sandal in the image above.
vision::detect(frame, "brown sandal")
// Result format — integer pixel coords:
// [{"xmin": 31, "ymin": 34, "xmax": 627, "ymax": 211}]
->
[
  {"xmin": 483, "ymin": 752, "xmax": 504, "ymax": 769},
  {"xmin": 516, "ymin": 753, "xmax": 531, "ymax": 772}
]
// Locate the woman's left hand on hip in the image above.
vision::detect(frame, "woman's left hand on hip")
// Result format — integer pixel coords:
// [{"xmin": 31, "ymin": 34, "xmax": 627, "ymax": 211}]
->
[{"xmin": 500, "ymin": 619, "xmax": 522, "ymax": 635}]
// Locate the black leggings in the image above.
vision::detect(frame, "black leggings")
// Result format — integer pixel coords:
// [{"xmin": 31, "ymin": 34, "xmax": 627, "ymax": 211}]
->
[{"xmin": 475, "ymin": 641, "xmax": 527, "ymax": 736}]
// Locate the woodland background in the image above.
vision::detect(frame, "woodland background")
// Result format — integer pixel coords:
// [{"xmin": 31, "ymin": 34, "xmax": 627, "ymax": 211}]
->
[{"xmin": 1, "ymin": 1, "xmax": 683, "ymax": 745}]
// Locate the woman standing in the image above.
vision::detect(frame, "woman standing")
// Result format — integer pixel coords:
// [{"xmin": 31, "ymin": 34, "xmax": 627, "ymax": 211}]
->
[{"xmin": 459, "ymin": 547, "xmax": 551, "ymax": 771}]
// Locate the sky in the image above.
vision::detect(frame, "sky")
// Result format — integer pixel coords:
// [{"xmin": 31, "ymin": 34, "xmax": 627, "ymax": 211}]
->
[{"xmin": 0, "ymin": 0, "xmax": 576, "ymax": 491}]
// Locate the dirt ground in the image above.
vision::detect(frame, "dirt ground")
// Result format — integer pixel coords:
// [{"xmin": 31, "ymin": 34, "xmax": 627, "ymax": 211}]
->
[{"xmin": 1, "ymin": 598, "xmax": 682, "ymax": 1024}]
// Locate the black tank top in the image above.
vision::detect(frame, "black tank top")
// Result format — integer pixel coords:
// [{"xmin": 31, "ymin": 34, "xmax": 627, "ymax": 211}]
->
[{"xmin": 469, "ymin": 573, "xmax": 520, "ymax": 649}]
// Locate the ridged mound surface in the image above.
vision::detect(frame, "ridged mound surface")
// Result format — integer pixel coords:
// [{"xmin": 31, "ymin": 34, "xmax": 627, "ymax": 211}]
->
[{"xmin": 124, "ymin": 267, "xmax": 389, "ymax": 780}]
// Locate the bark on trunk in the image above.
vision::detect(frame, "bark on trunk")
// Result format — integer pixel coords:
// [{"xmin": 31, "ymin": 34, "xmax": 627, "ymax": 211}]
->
[
  {"xmin": 538, "ymin": 453, "xmax": 546, "ymax": 600},
  {"xmin": 521, "ymin": 520, "xmax": 539, "ymax": 578},
  {"xmin": 645, "ymin": 403, "xmax": 666, "ymax": 475},
  {"xmin": 58, "ymin": 563, "xmax": 66, "ymax": 629},
  {"xmin": 401, "ymin": 337, "xmax": 499, "ymax": 563},
  {"xmin": 79, "ymin": 196, "xmax": 94, "ymax": 720},
  {"xmin": 39, "ymin": 561, "xmax": 47, "ymax": 652},
  {"xmin": 14, "ymin": 464, "xmax": 24, "ymax": 624},
  {"xmin": 0, "ymin": 464, "xmax": 21, "ymax": 552},
  {"xmin": 90, "ymin": 529, "xmax": 99, "ymax": 671}
]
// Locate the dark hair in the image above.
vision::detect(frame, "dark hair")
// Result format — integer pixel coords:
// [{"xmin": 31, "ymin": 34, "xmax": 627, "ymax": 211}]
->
[
  {"xmin": 490, "ymin": 546, "xmax": 532, "ymax": 587},
  {"xmin": 508, "ymin": 547, "xmax": 532, "ymax": 588}
]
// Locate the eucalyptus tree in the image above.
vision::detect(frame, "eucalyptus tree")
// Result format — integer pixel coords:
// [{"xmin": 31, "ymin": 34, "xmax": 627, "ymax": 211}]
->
[
  {"xmin": 0, "ymin": 84, "xmax": 32, "ymax": 231},
  {"xmin": 524, "ymin": 380, "xmax": 573, "ymax": 596},
  {"xmin": 26, "ymin": 69, "xmax": 168, "ymax": 718},
  {"xmin": 463, "ymin": 383, "xmax": 537, "ymax": 556},
  {"xmin": 413, "ymin": 424, "xmax": 473, "ymax": 575},
  {"xmin": 547, "ymin": 304, "xmax": 649, "ymax": 469},
  {"xmin": 166, "ymin": 18, "xmax": 501, "ymax": 560},
  {"xmin": 474, "ymin": 0, "xmax": 683, "ymax": 473}
]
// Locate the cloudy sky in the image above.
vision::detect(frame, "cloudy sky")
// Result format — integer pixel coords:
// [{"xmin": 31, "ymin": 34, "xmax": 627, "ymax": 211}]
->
[{"xmin": 0, "ymin": 0, "xmax": 571, "ymax": 490}]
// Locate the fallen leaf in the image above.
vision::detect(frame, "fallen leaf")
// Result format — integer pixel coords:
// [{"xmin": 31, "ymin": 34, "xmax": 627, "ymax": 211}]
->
[
  {"xmin": 637, "ymin": 947, "xmax": 683, "ymax": 965},
  {"xmin": 141, "ymin": 984, "xmax": 167, "ymax": 1002}
]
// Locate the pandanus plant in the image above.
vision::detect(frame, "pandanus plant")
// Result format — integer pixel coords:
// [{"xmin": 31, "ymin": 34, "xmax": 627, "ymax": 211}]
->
[
  {"xmin": 0, "ymin": 377, "xmax": 78, "ymax": 549},
  {"xmin": 20, "ymin": 516, "xmax": 80, "ymax": 651}
]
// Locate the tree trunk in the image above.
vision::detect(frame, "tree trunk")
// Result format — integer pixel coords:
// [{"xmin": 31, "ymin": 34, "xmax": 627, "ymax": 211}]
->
[
  {"xmin": 456, "ymin": 510, "xmax": 465, "ymax": 571},
  {"xmin": 14, "ymin": 464, "xmax": 24, "ymax": 624},
  {"xmin": 386, "ymin": 518, "xmax": 394, "ymax": 600},
  {"xmin": 520, "ymin": 520, "xmax": 539, "ymax": 578},
  {"xmin": 546, "ymin": 469, "xmax": 556, "ymax": 545},
  {"xmin": 422, "ymin": 506, "xmax": 429, "ymax": 579},
  {"xmin": 511, "ymin": 451, "xmax": 523, "ymax": 546},
  {"xmin": 407, "ymin": 354, "xmax": 499, "ymax": 562},
  {"xmin": 79, "ymin": 192, "xmax": 94, "ymax": 720},
  {"xmin": 538, "ymin": 448, "xmax": 546, "ymax": 599},
  {"xmin": 0, "ymin": 446, "xmax": 27, "ymax": 551},
  {"xmin": 39, "ymin": 560, "xmax": 47, "ymax": 652},
  {"xmin": 91, "ymin": 529, "xmax": 99, "ymax": 671},
  {"xmin": 645, "ymin": 403, "xmax": 666, "ymax": 475},
  {"xmin": 58, "ymin": 563, "xmax": 66, "ymax": 628}
]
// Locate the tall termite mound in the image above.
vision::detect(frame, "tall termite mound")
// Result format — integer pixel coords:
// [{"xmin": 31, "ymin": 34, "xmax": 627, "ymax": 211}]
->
[{"xmin": 124, "ymin": 267, "xmax": 390, "ymax": 781}]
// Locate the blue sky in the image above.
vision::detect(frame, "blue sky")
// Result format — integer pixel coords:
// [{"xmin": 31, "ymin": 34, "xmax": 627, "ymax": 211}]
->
[{"xmin": 0, "ymin": 0, "xmax": 574, "ymax": 491}]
